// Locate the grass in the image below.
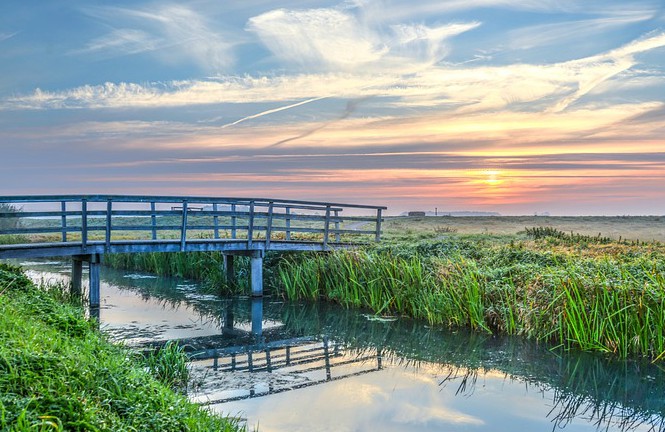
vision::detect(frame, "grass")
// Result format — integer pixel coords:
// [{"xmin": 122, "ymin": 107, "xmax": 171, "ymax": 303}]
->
[
  {"xmin": 0, "ymin": 263, "xmax": 245, "ymax": 431},
  {"xmin": 275, "ymin": 231, "xmax": 665, "ymax": 361}
]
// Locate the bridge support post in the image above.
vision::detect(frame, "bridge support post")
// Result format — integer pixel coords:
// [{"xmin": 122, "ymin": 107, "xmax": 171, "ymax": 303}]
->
[
  {"xmin": 250, "ymin": 250, "xmax": 264, "ymax": 297},
  {"xmin": 89, "ymin": 254, "xmax": 101, "ymax": 308},
  {"xmin": 71, "ymin": 256, "xmax": 83, "ymax": 297},
  {"xmin": 223, "ymin": 254, "xmax": 235, "ymax": 289},
  {"xmin": 251, "ymin": 297, "xmax": 263, "ymax": 336}
]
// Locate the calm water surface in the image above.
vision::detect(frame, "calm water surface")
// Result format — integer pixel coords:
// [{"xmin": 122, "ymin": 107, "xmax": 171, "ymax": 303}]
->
[{"xmin": 24, "ymin": 261, "xmax": 665, "ymax": 432}]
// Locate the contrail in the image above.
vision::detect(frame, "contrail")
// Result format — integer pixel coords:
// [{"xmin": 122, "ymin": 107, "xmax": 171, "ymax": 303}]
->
[
  {"xmin": 267, "ymin": 97, "xmax": 369, "ymax": 148},
  {"xmin": 221, "ymin": 96, "xmax": 329, "ymax": 128}
]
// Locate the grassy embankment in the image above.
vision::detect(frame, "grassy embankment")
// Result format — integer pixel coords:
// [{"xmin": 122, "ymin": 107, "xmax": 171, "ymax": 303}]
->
[
  {"xmin": 0, "ymin": 263, "xmax": 244, "ymax": 431},
  {"xmin": 104, "ymin": 217, "xmax": 665, "ymax": 361}
]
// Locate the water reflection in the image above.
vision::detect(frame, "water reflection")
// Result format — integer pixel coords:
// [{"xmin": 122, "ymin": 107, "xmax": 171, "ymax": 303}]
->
[{"xmin": 22, "ymin": 262, "xmax": 665, "ymax": 432}]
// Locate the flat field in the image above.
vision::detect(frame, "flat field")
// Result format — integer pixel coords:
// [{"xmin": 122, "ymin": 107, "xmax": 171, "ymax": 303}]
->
[{"xmin": 381, "ymin": 215, "xmax": 665, "ymax": 243}]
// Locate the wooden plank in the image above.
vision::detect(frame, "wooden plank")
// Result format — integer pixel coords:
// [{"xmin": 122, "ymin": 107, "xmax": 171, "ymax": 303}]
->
[{"xmin": 0, "ymin": 194, "xmax": 386, "ymax": 210}]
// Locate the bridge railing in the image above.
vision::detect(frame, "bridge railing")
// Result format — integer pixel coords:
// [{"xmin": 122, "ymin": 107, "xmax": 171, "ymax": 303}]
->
[{"xmin": 0, "ymin": 195, "xmax": 386, "ymax": 253}]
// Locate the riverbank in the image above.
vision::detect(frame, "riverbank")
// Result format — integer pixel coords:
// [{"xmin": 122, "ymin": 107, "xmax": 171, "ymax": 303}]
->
[
  {"xmin": 0, "ymin": 263, "xmax": 245, "ymax": 431},
  {"xmin": 103, "ymin": 218, "xmax": 665, "ymax": 361}
]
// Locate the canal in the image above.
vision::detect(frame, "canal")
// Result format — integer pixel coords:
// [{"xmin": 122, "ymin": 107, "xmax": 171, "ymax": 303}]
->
[{"xmin": 23, "ymin": 260, "xmax": 665, "ymax": 432}]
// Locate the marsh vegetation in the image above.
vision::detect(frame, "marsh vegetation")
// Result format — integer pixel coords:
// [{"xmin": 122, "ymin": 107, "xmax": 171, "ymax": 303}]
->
[{"xmin": 100, "ymin": 216, "xmax": 665, "ymax": 361}]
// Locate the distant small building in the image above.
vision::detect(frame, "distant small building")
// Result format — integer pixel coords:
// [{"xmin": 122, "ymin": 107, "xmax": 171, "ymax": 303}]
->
[{"xmin": 408, "ymin": 211, "xmax": 426, "ymax": 217}]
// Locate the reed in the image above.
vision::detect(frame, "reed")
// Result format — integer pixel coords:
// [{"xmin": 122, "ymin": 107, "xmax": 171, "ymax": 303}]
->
[{"xmin": 275, "ymin": 236, "xmax": 665, "ymax": 361}]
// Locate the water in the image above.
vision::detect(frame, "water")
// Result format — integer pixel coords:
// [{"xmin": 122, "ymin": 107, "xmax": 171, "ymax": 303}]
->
[{"xmin": 23, "ymin": 260, "xmax": 665, "ymax": 432}]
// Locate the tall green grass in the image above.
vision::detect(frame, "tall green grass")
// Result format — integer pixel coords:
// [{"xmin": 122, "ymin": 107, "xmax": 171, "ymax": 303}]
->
[
  {"xmin": 275, "ymin": 241, "xmax": 665, "ymax": 361},
  {"xmin": 0, "ymin": 263, "xmax": 244, "ymax": 431}
]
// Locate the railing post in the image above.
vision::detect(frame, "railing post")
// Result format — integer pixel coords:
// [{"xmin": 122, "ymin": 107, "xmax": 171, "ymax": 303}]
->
[
  {"xmin": 213, "ymin": 203, "xmax": 220, "ymax": 239},
  {"xmin": 375, "ymin": 208, "xmax": 383, "ymax": 242},
  {"xmin": 334, "ymin": 209, "xmax": 341, "ymax": 243},
  {"xmin": 105, "ymin": 198, "xmax": 112, "ymax": 252},
  {"xmin": 323, "ymin": 206, "xmax": 331, "ymax": 250},
  {"xmin": 180, "ymin": 200, "xmax": 188, "ymax": 252},
  {"xmin": 285, "ymin": 207, "xmax": 291, "ymax": 241},
  {"xmin": 81, "ymin": 198, "xmax": 88, "ymax": 252},
  {"xmin": 61, "ymin": 201, "xmax": 67, "ymax": 242},
  {"xmin": 150, "ymin": 201, "xmax": 157, "ymax": 240},
  {"xmin": 231, "ymin": 203, "xmax": 237, "ymax": 239},
  {"xmin": 247, "ymin": 201, "xmax": 255, "ymax": 248},
  {"xmin": 265, "ymin": 201, "xmax": 274, "ymax": 249}
]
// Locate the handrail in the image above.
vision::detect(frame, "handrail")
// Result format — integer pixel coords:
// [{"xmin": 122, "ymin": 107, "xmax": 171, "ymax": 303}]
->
[{"xmin": 0, "ymin": 195, "xmax": 386, "ymax": 258}]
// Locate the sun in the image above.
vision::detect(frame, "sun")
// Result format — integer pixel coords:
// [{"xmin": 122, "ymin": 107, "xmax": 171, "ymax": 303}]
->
[{"xmin": 481, "ymin": 169, "xmax": 503, "ymax": 186}]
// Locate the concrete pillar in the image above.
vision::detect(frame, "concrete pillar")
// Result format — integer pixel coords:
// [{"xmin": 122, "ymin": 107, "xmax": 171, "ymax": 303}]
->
[
  {"xmin": 223, "ymin": 254, "xmax": 235, "ymax": 289},
  {"xmin": 89, "ymin": 253, "xmax": 101, "ymax": 308},
  {"xmin": 71, "ymin": 257, "xmax": 83, "ymax": 297},
  {"xmin": 251, "ymin": 297, "xmax": 263, "ymax": 337},
  {"xmin": 250, "ymin": 251, "xmax": 264, "ymax": 297}
]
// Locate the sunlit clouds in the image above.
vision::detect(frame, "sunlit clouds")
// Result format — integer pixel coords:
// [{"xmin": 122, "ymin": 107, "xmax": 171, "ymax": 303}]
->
[{"xmin": 0, "ymin": 0, "xmax": 664, "ymax": 214}]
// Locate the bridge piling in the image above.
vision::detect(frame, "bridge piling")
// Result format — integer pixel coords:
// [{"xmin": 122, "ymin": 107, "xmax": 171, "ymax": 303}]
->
[
  {"xmin": 71, "ymin": 254, "xmax": 101, "ymax": 308},
  {"xmin": 223, "ymin": 254, "xmax": 235, "ymax": 289},
  {"xmin": 71, "ymin": 256, "xmax": 83, "ymax": 297},
  {"xmin": 89, "ymin": 254, "xmax": 101, "ymax": 308},
  {"xmin": 250, "ymin": 250, "xmax": 264, "ymax": 297}
]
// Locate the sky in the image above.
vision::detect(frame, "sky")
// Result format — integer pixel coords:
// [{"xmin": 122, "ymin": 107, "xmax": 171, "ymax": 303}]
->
[{"xmin": 1, "ymin": 0, "xmax": 664, "ymax": 215}]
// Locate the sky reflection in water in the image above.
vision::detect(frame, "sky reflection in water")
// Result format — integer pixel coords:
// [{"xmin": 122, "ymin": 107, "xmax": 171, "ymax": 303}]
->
[{"xmin": 23, "ymin": 261, "xmax": 665, "ymax": 432}]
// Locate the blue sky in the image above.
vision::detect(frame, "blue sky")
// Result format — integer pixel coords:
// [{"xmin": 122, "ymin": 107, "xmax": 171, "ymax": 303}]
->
[{"xmin": 1, "ymin": 0, "xmax": 664, "ymax": 215}]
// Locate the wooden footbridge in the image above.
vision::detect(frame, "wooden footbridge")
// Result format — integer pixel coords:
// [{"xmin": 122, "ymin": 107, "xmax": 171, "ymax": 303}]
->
[{"xmin": 0, "ymin": 195, "xmax": 385, "ymax": 306}]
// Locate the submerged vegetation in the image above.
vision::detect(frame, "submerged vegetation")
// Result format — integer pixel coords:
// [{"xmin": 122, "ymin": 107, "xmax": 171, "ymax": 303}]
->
[{"xmin": 0, "ymin": 263, "xmax": 244, "ymax": 431}]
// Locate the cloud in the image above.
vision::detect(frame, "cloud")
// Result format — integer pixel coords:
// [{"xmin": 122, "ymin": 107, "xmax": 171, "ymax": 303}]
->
[
  {"xmin": 76, "ymin": 5, "xmax": 236, "ymax": 71},
  {"xmin": 0, "ymin": 32, "xmax": 18, "ymax": 43},
  {"xmin": 4, "ymin": 31, "xmax": 665, "ymax": 121},
  {"xmin": 247, "ymin": 8, "xmax": 388, "ymax": 69},
  {"xmin": 72, "ymin": 29, "xmax": 159, "ymax": 56},
  {"xmin": 507, "ymin": 13, "xmax": 655, "ymax": 50}
]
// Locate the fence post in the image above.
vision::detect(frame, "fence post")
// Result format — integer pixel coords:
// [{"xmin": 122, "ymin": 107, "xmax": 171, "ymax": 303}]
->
[
  {"xmin": 213, "ymin": 203, "xmax": 220, "ymax": 239},
  {"xmin": 105, "ymin": 198, "xmax": 112, "ymax": 252},
  {"xmin": 285, "ymin": 207, "xmax": 291, "ymax": 241},
  {"xmin": 231, "ymin": 203, "xmax": 237, "ymax": 239},
  {"xmin": 61, "ymin": 201, "xmax": 67, "ymax": 242},
  {"xmin": 150, "ymin": 201, "xmax": 157, "ymax": 240},
  {"xmin": 180, "ymin": 200, "xmax": 188, "ymax": 252},
  {"xmin": 323, "ymin": 206, "xmax": 331, "ymax": 250},
  {"xmin": 265, "ymin": 201, "xmax": 274, "ymax": 249},
  {"xmin": 247, "ymin": 201, "xmax": 255, "ymax": 248},
  {"xmin": 334, "ymin": 209, "xmax": 341, "ymax": 243},
  {"xmin": 375, "ymin": 208, "xmax": 383, "ymax": 242},
  {"xmin": 81, "ymin": 198, "xmax": 88, "ymax": 252}
]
